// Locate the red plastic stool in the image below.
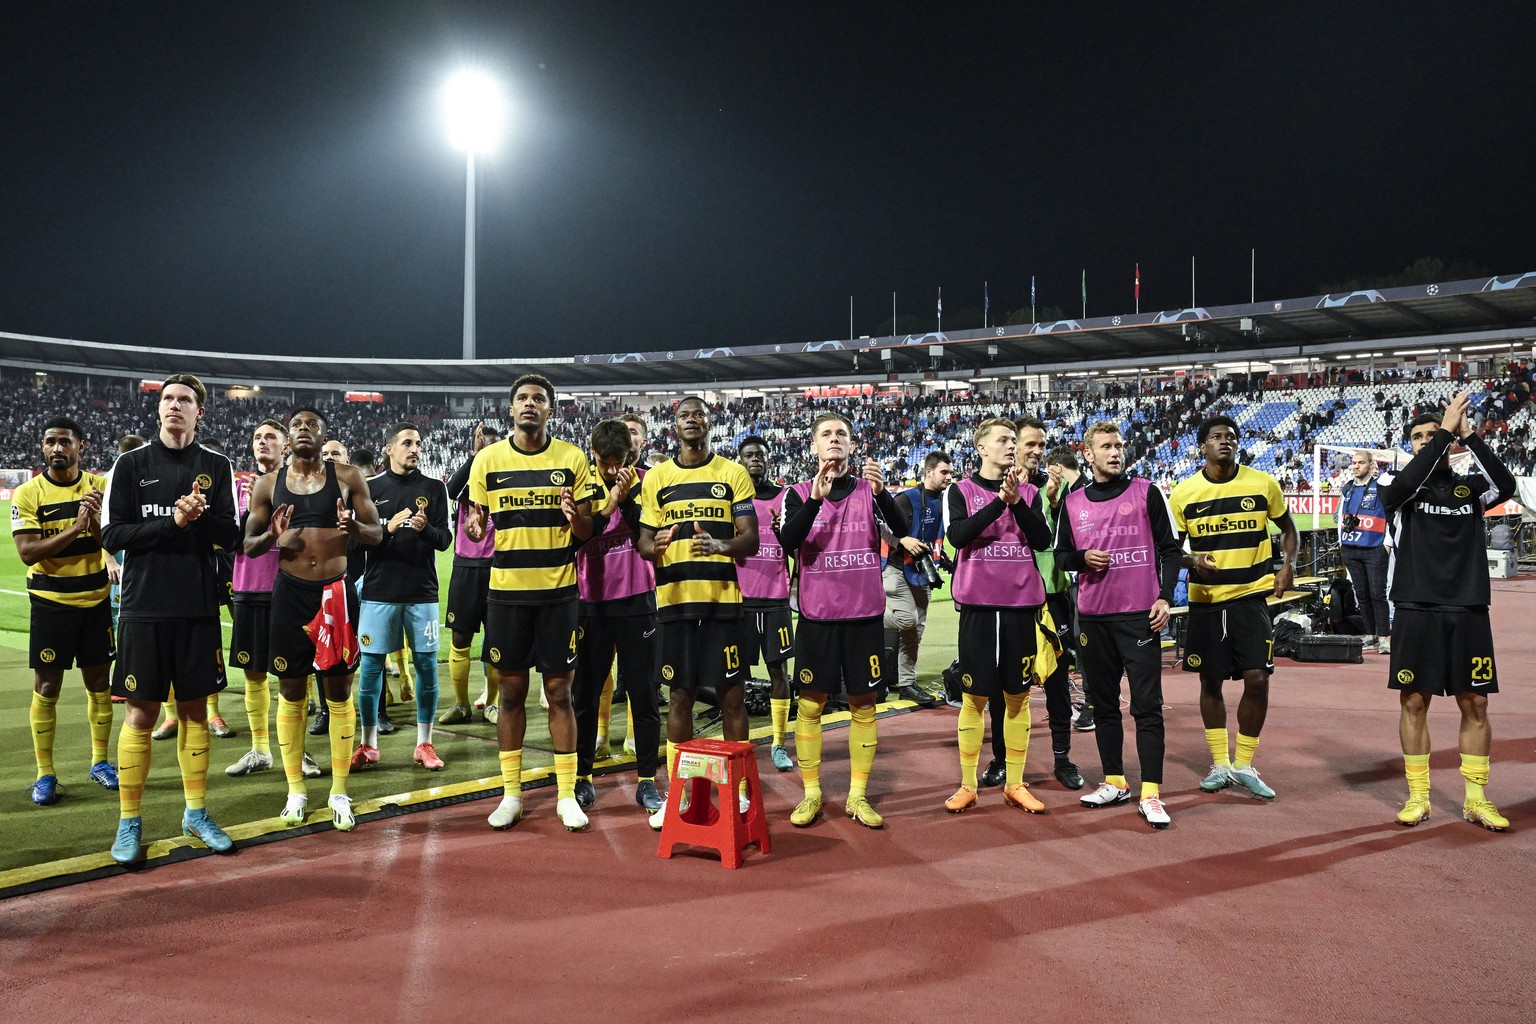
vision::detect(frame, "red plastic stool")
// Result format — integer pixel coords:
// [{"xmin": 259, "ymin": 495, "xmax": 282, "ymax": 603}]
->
[{"xmin": 656, "ymin": 738, "xmax": 771, "ymax": 869}]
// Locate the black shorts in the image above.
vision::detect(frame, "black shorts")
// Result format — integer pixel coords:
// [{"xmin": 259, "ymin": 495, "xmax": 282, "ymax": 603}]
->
[
  {"xmin": 269, "ymin": 573, "xmax": 360, "ymax": 679},
  {"xmin": 484, "ymin": 600, "xmax": 579, "ymax": 675},
  {"xmin": 741, "ymin": 601, "xmax": 794, "ymax": 667},
  {"xmin": 30, "ymin": 598, "xmax": 115, "ymax": 671},
  {"xmin": 1047, "ymin": 590, "xmax": 1076, "ymax": 669},
  {"xmin": 1388, "ymin": 607, "xmax": 1498, "ymax": 697},
  {"xmin": 794, "ymin": 616, "xmax": 885, "ymax": 698},
  {"xmin": 1183, "ymin": 594, "xmax": 1274, "ymax": 679},
  {"xmin": 112, "ymin": 617, "xmax": 227, "ymax": 704},
  {"xmin": 446, "ymin": 563, "xmax": 492, "ymax": 637},
  {"xmin": 657, "ymin": 616, "xmax": 745, "ymax": 692},
  {"xmin": 957, "ymin": 607, "xmax": 1040, "ymax": 698},
  {"xmin": 229, "ymin": 598, "xmax": 271, "ymax": 676}
]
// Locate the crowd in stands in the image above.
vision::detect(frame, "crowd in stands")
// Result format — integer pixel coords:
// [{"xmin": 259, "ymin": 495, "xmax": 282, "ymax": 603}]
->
[
  {"xmin": 0, "ymin": 374, "xmax": 438, "ymax": 475},
  {"xmin": 6, "ymin": 360, "xmax": 1535, "ymax": 489}
]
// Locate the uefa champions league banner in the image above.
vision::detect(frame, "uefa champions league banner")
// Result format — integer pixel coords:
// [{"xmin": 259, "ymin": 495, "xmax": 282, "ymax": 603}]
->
[{"xmin": 574, "ymin": 273, "xmax": 1536, "ymax": 366}]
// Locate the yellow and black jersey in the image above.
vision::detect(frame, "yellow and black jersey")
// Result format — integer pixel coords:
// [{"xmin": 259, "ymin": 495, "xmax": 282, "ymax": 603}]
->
[
  {"xmin": 469, "ymin": 435, "xmax": 597, "ymax": 605},
  {"xmin": 639, "ymin": 454, "xmax": 755, "ymax": 621},
  {"xmin": 9, "ymin": 470, "xmax": 109, "ymax": 608},
  {"xmin": 1170, "ymin": 465, "xmax": 1287, "ymax": 605}
]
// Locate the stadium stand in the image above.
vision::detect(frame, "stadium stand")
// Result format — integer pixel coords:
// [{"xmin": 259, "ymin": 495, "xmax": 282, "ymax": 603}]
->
[{"xmin": 5, "ymin": 358, "xmax": 1533, "ymax": 486}]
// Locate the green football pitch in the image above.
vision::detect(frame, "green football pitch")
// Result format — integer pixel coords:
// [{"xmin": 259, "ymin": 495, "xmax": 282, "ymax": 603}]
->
[{"xmin": 0, "ymin": 503, "xmax": 962, "ymax": 881}]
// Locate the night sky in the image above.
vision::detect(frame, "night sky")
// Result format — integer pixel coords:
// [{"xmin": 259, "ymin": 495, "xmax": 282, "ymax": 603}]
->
[{"xmin": 3, "ymin": 3, "xmax": 1533, "ymax": 362}]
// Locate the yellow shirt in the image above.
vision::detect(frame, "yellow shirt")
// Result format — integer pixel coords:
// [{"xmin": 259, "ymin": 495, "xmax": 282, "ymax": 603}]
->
[
  {"xmin": 638, "ymin": 454, "xmax": 755, "ymax": 621},
  {"xmin": 469, "ymin": 436, "xmax": 596, "ymax": 605},
  {"xmin": 9, "ymin": 470, "xmax": 109, "ymax": 607},
  {"xmin": 1169, "ymin": 465, "xmax": 1287, "ymax": 605}
]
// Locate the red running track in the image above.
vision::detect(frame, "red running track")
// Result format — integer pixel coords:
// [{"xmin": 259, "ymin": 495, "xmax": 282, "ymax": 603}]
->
[{"xmin": 4, "ymin": 580, "xmax": 1535, "ymax": 1023}]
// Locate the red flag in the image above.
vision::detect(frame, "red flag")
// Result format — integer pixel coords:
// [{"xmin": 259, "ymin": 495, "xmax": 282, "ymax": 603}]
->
[
  {"xmin": 303, "ymin": 579, "xmax": 358, "ymax": 672},
  {"xmin": 1135, "ymin": 264, "xmax": 1141, "ymax": 300}
]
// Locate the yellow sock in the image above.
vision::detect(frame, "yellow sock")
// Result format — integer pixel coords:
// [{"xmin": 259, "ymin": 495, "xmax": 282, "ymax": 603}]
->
[
  {"xmin": 795, "ymin": 695, "xmax": 825, "ymax": 799},
  {"xmin": 86, "ymin": 689, "xmax": 113, "ymax": 764},
  {"xmin": 206, "ymin": 692, "xmax": 221, "ymax": 719},
  {"xmin": 499, "ymin": 748, "xmax": 524, "ymax": 794},
  {"xmin": 957, "ymin": 694, "xmax": 986, "ymax": 789},
  {"xmin": 449, "ymin": 644, "xmax": 472, "ymax": 705},
  {"xmin": 1405, "ymin": 753, "xmax": 1430, "ymax": 799},
  {"xmin": 327, "ymin": 698, "xmax": 354, "ymax": 797},
  {"xmin": 1460, "ymin": 753, "xmax": 1490, "ymax": 803},
  {"xmin": 1234, "ymin": 733, "xmax": 1260, "ymax": 770},
  {"xmin": 116, "ymin": 724, "xmax": 152, "ymax": 818},
  {"xmin": 770, "ymin": 697, "xmax": 791, "ymax": 747},
  {"xmin": 245, "ymin": 675, "xmax": 271, "ymax": 755},
  {"xmin": 1107, "ymin": 775, "xmax": 1129, "ymax": 789},
  {"xmin": 161, "ymin": 700, "xmax": 178, "ymax": 726},
  {"xmin": 178, "ymin": 718, "xmax": 210, "ymax": 810},
  {"xmin": 1139, "ymin": 781, "xmax": 1158, "ymax": 799},
  {"xmin": 1205, "ymin": 728, "xmax": 1231, "ymax": 768},
  {"xmin": 554, "ymin": 751, "xmax": 577, "ymax": 800},
  {"xmin": 666, "ymin": 740, "xmax": 680, "ymax": 778},
  {"xmin": 276, "ymin": 696, "xmax": 307, "ymax": 796},
  {"xmin": 30, "ymin": 692, "xmax": 58, "ymax": 778},
  {"xmin": 598, "ymin": 670, "xmax": 615, "ymax": 743},
  {"xmin": 1003, "ymin": 691, "xmax": 1030, "ymax": 787},
  {"xmin": 848, "ymin": 703, "xmax": 877, "ymax": 800},
  {"xmin": 626, "ymin": 703, "xmax": 634, "ymax": 748}
]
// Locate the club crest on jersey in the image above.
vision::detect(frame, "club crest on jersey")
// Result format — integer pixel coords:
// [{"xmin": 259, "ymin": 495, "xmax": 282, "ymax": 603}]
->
[
  {"xmin": 1186, "ymin": 654, "xmax": 1202, "ymax": 669},
  {"xmin": 1079, "ymin": 632, "xmax": 1088, "ymax": 647},
  {"xmin": 489, "ymin": 647, "xmax": 501, "ymax": 662},
  {"xmin": 662, "ymin": 665, "xmax": 675, "ymax": 681},
  {"xmin": 196, "ymin": 473, "xmax": 213, "ymax": 490},
  {"xmin": 124, "ymin": 674, "xmax": 137, "ymax": 692},
  {"xmin": 1454, "ymin": 485, "xmax": 1471, "ymax": 499},
  {"xmin": 1397, "ymin": 669, "xmax": 1415, "ymax": 685},
  {"xmin": 39, "ymin": 648, "xmax": 55, "ymax": 664},
  {"xmin": 711, "ymin": 483, "xmax": 727, "ymax": 499},
  {"xmin": 415, "ymin": 496, "xmax": 428, "ymax": 509},
  {"xmin": 1118, "ymin": 501, "xmax": 1133, "ymax": 515},
  {"xmin": 798, "ymin": 668, "xmax": 813, "ymax": 685},
  {"xmin": 1240, "ymin": 497, "xmax": 1256, "ymax": 512},
  {"xmin": 446, "ymin": 611, "xmax": 455, "ymax": 624},
  {"xmin": 360, "ymin": 633, "xmax": 372, "ymax": 648},
  {"xmin": 549, "ymin": 470, "xmax": 568, "ymax": 486},
  {"xmin": 961, "ymin": 673, "xmax": 973, "ymax": 689},
  {"xmin": 236, "ymin": 651, "xmax": 250, "ymax": 665},
  {"xmin": 274, "ymin": 657, "xmax": 288, "ymax": 672}
]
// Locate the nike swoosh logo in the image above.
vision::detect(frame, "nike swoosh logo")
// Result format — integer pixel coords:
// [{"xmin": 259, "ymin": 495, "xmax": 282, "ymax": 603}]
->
[
  {"xmin": 140, "ymin": 479, "xmax": 159, "ymax": 486},
  {"xmin": 1137, "ymin": 637, "xmax": 1154, "ymax": 646},
  {"xmin": 1194, "ymin": 504, "xmax": 1212, "ymax": 515},
  {"xmin": 567, "ymin": 656, "xmax": 577, "ymax": 665},
  {"xmin": 192, "ymin": 751, "xmax": 206, "ymax": 758},
  {"xmin": 643, "ymin": 629, "xmax": 656, "ymax": 638},
  {"xmin": 40, "ymin": 508, "xmax": 70, "ymax": 520},
  {"xmin": 375, "ymin": 499, "xmax": 390, "ymax": 505},
  {"xmin": 861, "ymin": 742, "xmax": 877, "ymax": 748},
  {"xmin": 725, "ymin": 670, "xmax": 743, "ymax": 679}
]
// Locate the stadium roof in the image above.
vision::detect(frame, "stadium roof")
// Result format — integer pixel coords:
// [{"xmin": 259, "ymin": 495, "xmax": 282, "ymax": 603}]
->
[{"xmin": 5, "ymin": 272, "xmax": 1535, "ymax": 394}]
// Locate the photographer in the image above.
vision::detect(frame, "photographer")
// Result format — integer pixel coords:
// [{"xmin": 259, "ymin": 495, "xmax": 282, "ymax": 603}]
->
[
  {"xmin": 1338, "ymin": 450, "xmax": 1391, "ymax": 653},
  {"xmin": 883, "ymin": 451, "xmax": 953, "ymax": 707}
]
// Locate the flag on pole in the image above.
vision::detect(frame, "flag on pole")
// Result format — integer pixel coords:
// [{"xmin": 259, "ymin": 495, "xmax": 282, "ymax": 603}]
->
[
  {"xmin": 937, "ymin": 287, "xmax": 943, "ymax": 318},
  {"xmin": 983, "ymin": 281, "xmax": 989, "ymax": 318},
  {"xmin": 1081, "ymin": 269, "xmax": 1086, "ymax": 314},
  {"xmin": 1030, "ymin": 275, "xmax": 1036, "ymax": 307},
  {"xmin": 1135, "ymin": 264, "xmax": 1141, "ymax": 301}
]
